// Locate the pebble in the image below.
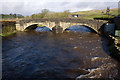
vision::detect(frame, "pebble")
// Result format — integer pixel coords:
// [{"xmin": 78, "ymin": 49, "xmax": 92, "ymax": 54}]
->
[
  {"xmin": 91, "ymin": 57, "xmax": 100, "ymax": 61},
  {"xmin": 98, "ymin": 40, "xmax": 100, "ymax": 42},
  {"xmin": 89, "ymin": 41, "xmax": 91, "ymax": 43},
  {"xmin": 70, "ymin": 38, "xmax": 73, "ymax": 40},
  {"xmin": 74, "ymin": 46, "xmax": 78, "ymax": 49},
  {"xmin": 96, "ymin": 47, "xmax": 98, "ymax": 49}
]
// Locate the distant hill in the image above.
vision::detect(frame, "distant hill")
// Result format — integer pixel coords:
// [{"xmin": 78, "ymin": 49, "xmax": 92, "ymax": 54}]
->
[
  {"xmin": 73, "ymin": 8, "xmax": 119, "ymax": 19},
  {"xmin": 24, "ymin": 8, "xmax": 119, "ymax": 20}
]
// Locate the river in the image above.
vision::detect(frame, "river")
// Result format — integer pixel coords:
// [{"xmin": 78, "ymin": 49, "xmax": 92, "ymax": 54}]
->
[{"xmin": 2, "ymin": 25, "xmax": 120, "ymax": 79}]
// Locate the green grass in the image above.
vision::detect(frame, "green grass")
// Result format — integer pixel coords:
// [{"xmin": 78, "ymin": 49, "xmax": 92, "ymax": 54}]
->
[
  {"xmin": 37, "ymin": 24, "xmax": 45, "ymax": 27},
  {"xmin": 0, "ymin": 31, "xmax": 18, "ymax": 37},
  {"xmin": 73, "ymin": 8, "xmax": 118, "ymax": 19}
]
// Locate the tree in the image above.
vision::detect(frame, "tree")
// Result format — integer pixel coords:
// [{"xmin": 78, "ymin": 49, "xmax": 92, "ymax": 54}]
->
[
  {"xmin": 41, "ymin": 9, "xmax": 49, "ymax": 18},
  {"xmin": 63, "ymin": 10, "xmax": 70, "ymax": 18}
]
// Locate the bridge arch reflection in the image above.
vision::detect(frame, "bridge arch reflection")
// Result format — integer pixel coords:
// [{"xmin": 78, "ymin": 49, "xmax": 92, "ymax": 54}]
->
[
  {"xmin": 64, "ymin": 25, "xmax": 97, "ymax": 33},
  {"xmin": 24, "ymin": 24, "xmax": 52, "ymax": 32}
]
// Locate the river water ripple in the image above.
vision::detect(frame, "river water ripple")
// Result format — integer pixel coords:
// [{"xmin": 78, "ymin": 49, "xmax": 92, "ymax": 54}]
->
[{"xmin": 2, "ymin": 26, "xmax": 120, "ymax": 79}]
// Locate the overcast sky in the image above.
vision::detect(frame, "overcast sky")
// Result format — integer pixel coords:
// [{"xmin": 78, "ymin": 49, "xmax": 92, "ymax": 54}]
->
[{"xmin": 0, "ymin": 0, "xmax": 119, "ymax": 16}]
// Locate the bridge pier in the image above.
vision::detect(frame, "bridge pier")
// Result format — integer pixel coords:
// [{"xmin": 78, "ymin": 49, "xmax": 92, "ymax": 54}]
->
[
  {"xmin": 51, "ymin": 21, "xmax": 63, "ymax": 33},
  {"xmin": 52, "ymin": 26, "xmax": 63, "ymax": 33}
]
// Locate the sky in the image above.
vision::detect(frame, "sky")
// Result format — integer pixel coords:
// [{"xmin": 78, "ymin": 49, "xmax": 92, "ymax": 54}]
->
[{"xmin": 0, "ymin": 0, "xmax": 119, "ymax": 16}]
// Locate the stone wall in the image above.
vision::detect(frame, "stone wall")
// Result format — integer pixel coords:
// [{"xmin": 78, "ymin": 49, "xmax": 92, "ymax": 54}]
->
[
  {"xmin": 114, "ymin": 16, "xmax": 120, "ymax": 30},
  {"xmin": 1, "ymin": 21, "xmax": 16, "ymax": 34},
  {"xmin": 16, "ymin": 18, "xmax": 106, "ymax": 33}
]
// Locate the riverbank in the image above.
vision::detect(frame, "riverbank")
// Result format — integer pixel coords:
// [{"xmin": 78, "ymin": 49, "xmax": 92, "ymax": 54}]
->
[
  {"xmin": 1, "ymin": 20, "xmax": 17, "ymax": 37},
  {"xmin": 106, "ymin": 35, "xmax": 120, "ymax": 61},
  {"xmin": 0, "ymin": 31, "xmax": 17, "ymax": 37},
  {"xmin": 114, "ymin": 37, "xmax": 120, "ymax": 51}
]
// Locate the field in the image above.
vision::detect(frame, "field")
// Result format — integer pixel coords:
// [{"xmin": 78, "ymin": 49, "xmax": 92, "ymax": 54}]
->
[{"xmin": 73, "ymin": 8, "xmax": 119, "ymax": 19}]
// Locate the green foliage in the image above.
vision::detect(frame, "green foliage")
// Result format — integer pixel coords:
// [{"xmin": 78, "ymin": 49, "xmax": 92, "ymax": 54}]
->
[
  {"xmin": 0, "ymin": 31, "xmax": 17, "ymax": 37},
  {"xmin": 41, "ymin": 9, "xmax": 49, "ymax": 18},
  {"xmin": 31, "ymin": 9, "xmax": 49, "ymax": 18},
  {"xmin": 29, "ymin": 9, "xmax": 71, "ymax": 18},
  {"xmin": 62, "ymin": 10, "xmax": 70, "ymax": 18},
  {"xmin": 1, "ymin": 21, "xmax": 17, "ymax": 37},
  {"xmin": 37, "ymin": 24, "xmax": 45, "ymax": 27},
  {"xmin": 0, "ymin": 14, "xmax": 24, "ymax": 19},
  {"xmin": 74, "ymin": 8, "xmax": 118, "ymax": 19},
  {"xmin": 1, "ymin": 21, "xmax": 16, "ymax": 35},
  {"xmin": 26, "ymin": 8, "xmax": 118, "ymax": 19}
]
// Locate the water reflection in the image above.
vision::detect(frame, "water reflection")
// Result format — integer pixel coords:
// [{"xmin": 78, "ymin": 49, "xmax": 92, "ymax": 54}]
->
[
  {"xmin": 35, "ymin": 25, "xmax": 94, "ymax": 33},
  {"xmin": 35, "ymin": 27, "xmax": 51, "ymax": 32},
  {"xmin": 65, "ymin": 25, "xmax": 92, "ymax": 32}
]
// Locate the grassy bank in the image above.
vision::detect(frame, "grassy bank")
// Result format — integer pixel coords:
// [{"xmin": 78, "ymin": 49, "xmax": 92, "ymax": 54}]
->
[
  {"xmin": 0, "ymin": 31, "xmax": 17, "ymax": 37},
  {"xmin": 73, "ymin": 8, "xmax": 118, "ymax": 19},
  {"xmin": 1, "ymin": 20, "xmax": 17, "ymax": 37}
]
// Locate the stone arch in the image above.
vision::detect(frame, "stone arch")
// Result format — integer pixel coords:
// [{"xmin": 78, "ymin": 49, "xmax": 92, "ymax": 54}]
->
[
  {"xmin": 24, "ymin": 23, "xmax": 52, "ymax": 30},
  {"xmin": 23, "ymin": 22, "xmax": 55, "ymax": 31},
  {"xmin": 24, "ymin": 24, "xmax": 38, "ymax": 31},
  {"xmin": 79, "ymin": 25, "xmax": 97, "ymax": 33},
  {"xmin": 60, "ymin": 22, "xmax": 98, "ymax": 33}
]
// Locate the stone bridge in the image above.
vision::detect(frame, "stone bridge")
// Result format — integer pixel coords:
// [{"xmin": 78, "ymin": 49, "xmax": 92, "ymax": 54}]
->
[{"xmin": 16, "ymin": 18, "xmax": 107, "ymax": 33}]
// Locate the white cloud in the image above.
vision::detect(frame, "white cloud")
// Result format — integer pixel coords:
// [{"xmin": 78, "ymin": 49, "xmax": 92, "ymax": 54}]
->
[
  {"xmin": 0, "ymin": 0, "xmax": 119, "ymax": 16},
  {"xmin": 1, "ymin": 0, "xmax": 120, "ymax": 2}
]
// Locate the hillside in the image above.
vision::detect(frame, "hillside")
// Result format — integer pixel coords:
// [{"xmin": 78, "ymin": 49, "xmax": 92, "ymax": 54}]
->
[{"xmin": 73, "ymin": 8, "xmax": 119, "ymax": 19}]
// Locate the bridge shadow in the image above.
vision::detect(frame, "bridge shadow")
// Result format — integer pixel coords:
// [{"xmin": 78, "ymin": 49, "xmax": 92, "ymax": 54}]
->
[
  {"xmin": 100, "ymin": 36, "xmax": 111, "ymax": 55},
  {"xmin": 35, "ymin": 27, "xmax": 52, "ymax": 32},
  {"xmin": 102, "ymin": 36, "xmax": 120, "ymax": 62},
  {"xmin": 25, "ymin": 24, "xmax": 38, "ymax": 31},
  {"xmin": 81, "ymin": 25, "xmax": 97, "ymax": 33},
  {"xmin": 98, "ymin": 23, "xmax": 120, "ymax": 61},
  {"xmin": 100, "ymin": 35, "xmax": 120, "ymax": 62},
  {"xmin": 98, "ymin": 24, "xmax": 105, "ymax": 35}
]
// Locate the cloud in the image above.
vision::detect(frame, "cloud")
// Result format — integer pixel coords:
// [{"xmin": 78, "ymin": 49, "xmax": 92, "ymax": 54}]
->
[
  {"xmin": 0, "ymin": 0, "xmax": 119, "ymax": 16},
  {"xmin": 1, "ymin": 0, "xmax": 119, "ymax": 2},
  {"xmin": 75, "ymin": 2, "xmax": 118, "ymax": 10}
]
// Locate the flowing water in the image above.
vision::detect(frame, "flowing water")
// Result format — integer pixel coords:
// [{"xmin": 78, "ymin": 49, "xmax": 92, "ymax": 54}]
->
[{"xmin": 2, "ymin": 25, "xmax": 120, "ymax": 79}]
